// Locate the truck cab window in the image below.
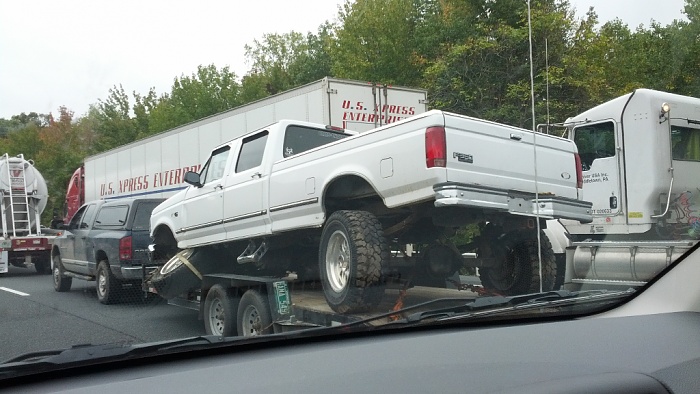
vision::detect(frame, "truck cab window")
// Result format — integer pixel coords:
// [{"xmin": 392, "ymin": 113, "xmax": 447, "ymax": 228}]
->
[
  {"xmin": 671, "ymin": 125, "xmax": 700, "ymax": 161},
  {"xmin": 573, "ymin": 121, "xmax": 615, "ymax": 170},
  {"xmin": 236, "ymin": 131, "xmax": 269, "ymax": 172},
  {"xmin": 283, "ymin": 126, "xmax": 348, "ymax": 158},
  {"xmin": 94, "ymin": 205, "xmax": 129, "ymax": 228},
  {"xmin": 200, "ymin": 146, "xmax": 230, "ymax": 184}
]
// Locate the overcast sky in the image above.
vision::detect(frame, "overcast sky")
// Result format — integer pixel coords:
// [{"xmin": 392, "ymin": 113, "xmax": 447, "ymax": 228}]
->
[{"xmin": 0, "ymin": 0, "xmax": 689, "ymax": 119}]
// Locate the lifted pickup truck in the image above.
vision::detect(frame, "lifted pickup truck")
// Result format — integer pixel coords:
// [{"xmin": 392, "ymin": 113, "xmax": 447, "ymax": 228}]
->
[
  {"xmin": 52, "ymin": 198, "xmax": 164, "ymax": 304},
  {"xmin": 148, "ymin": 110, "xmax": 592, "ymax": 316}
]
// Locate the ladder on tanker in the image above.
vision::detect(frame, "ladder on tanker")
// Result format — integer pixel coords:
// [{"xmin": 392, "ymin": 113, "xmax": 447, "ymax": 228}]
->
[{"xmin": 0, "ymin": 153, "xmax": 40, "ymax": 238}]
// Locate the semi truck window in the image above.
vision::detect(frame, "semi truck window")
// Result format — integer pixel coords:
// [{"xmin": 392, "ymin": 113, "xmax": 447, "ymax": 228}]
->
[
  {"xmin": 200, "ymin": 146, "xmax": 230, "ymax": 184},
  {"xmin": 236, "ymin": 131, "xmax": 269, "ymax": 172},
  {"xmin": 671, "ymin": 125, "xmax": 700, "ymax": 161},
  {"xmin": 283, "ymin": 126, "xmax": 348, "ymax": 158},
  {"xmin": 573, "ymin": 121, "xmax": 615, "ymax": 170},
  {"xmin": 94, "ymin": 205, "xmax": 129, "ymax": 228}
]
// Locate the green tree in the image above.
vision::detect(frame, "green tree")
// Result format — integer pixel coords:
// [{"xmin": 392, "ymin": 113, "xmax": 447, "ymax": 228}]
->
[
  {"xmin": 423, "ymin": 0, "xmax": 580, "ymax": 128},
  {"xmin": 33, "ymin": 107, "xmax": 93, "ymax": 222},
  {"xmin": 148, "ymin": 64, "xmax": 241, "ymax": 134},
  {"xmin": 331, "ymin": 0, "xmax": 423, "ymax": 86},
  {"xmin": 89, "ymin": 85, "xmax": 139, "ymax": 152}
]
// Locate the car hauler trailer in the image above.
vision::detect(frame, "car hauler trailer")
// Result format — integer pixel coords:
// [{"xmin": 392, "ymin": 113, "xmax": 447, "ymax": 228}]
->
[{"xmin": 60, "ymin": 77, "xmax": 428, "ymax": 224}]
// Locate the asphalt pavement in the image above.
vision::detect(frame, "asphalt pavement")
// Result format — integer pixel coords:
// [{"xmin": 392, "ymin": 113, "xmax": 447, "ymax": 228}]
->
[{"xmin": 0, "ymin": 265, "xmax": 203, "ymax": 361}]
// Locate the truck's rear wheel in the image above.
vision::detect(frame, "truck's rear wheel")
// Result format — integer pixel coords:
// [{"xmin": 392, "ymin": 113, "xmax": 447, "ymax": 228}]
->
[
  {"xmin": 204, "ymin": 285, "xmax": 238, "ymax": 336},
  {"xmin": 96, "ymin": 260, "xmax": 121, "ymax": 304},
  {"xmin": 237, "ymin": 289, "xmax": 272, "ymax": 337},
  {"xmin": 479, "ymin": 231, "xmax": 556, "ymax": 296},
  {"xmin": 52, "ymin": 253, "xmax": 72, "ymax": 292},
  {"xmin": 319, "ymin": 210, "xmax": 387, "ymax": 314}
]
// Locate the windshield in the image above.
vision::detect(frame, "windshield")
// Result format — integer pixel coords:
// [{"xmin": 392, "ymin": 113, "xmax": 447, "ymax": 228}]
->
[{"xmin": 0, "ymin": 0, "xmax": 698, "ymax": 381}]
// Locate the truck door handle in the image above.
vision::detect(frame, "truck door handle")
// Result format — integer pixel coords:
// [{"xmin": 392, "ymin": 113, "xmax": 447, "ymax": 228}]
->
[
  {"xmin": 214, "ymin": 184, "xmax": 223, "ymax": 191},
  {"xmin": 251, "ymin": 172, "xmax": 262, "ymax": 179},
  {"xmin": 510, "ymin": 134, "xmax": 523, "ymax": 141}
]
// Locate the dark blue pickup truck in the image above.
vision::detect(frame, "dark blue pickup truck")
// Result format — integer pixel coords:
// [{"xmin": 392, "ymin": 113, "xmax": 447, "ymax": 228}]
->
[{"xmin": 51, "ymin": 198, "xmax": 164, "ymax": 304}]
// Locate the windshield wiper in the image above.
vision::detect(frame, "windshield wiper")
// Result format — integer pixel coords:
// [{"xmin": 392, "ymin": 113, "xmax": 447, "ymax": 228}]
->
[
  {"xmin": 321, "ymin": 289, "xmax": 635, "ymax": 331},
  {"xmin": 400, "ymin": 289, "xmax": 635, "ymax": 324}
]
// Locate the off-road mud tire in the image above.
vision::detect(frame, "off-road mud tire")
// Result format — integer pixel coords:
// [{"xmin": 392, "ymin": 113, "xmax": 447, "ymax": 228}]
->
[
  {"xmin": 319, "ymin": 210, "xmax": 387, "ymax": 314},
  {"xmin": 479, "ymin": 230, "xmax": 557, "ymax": 296}
]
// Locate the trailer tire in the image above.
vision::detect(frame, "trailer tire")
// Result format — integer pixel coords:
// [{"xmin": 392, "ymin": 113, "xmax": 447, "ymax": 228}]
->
[
  {"xmin": 204, "ymin": 285, "xmax": 239, "ymax": 336},
  {"xmin": 237, "ymin": 289, "xmax": 272, "ymax": 337},
  {"xmin": 52, "ymin": 253, "xmax": 72, "ymax": 292},
  {"xmin": 319, "ymin": 210, "xmax": 387, "ymax": 314},
  {"xmin": 479, "ymin": 231, "xmax": 556, "ymax": 296},
  {"xmin": 96, "ymin": 260, "xmax": 121, "ymax": 305}
]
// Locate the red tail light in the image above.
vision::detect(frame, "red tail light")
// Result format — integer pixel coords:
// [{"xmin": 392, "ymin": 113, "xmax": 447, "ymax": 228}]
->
[
  {"xmin": 425, "ymin": 126, "xmax": 446, "ymax": 168},
  {"xmin": 574, "ymin": 153, "xmax": 583, "ymax": 189},
  {"xmin": 119, "ymin": 236, "xmax": 132, "ymax": 261}
]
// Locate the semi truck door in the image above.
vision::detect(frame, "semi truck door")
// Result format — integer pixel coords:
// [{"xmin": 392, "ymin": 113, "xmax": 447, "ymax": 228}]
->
[{"xmin": 572, "ymin": 120, "xmax": 622, "ymax": 217}]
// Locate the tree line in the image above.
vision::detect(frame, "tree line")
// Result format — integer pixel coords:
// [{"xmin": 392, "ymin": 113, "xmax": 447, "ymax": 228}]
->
[{"xmin": 2, "ymin": 0, "xmax": 699, "ymax": 222}]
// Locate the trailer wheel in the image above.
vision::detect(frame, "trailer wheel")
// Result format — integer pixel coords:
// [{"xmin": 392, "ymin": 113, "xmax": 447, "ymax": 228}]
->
[
  {"xmin": 96, "ymin": 260, "xmax": 121, "ymax": 304},
  {"xmin": 237, "ymin": 289, "xmax": 273, "ymax": 337},
  {"xmin": 204, "ymin": 285, "xmax": 239, "ymax": 337},
  {"xmin": 479, "ymin": 231, "xmax": 556, "ymax": 296},
  {"xmin": 52, "ymin": 253, "xmax": 72, "ymax": 292},
  {"xmin": 319, "ymin": 210, "xmax": 387, "ymax": 314}
]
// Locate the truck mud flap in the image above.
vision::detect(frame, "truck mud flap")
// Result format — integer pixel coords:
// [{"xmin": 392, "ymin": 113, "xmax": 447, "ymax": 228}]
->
[{"xmin": 146, "ymin": 248, "xmax": 232, "ymax": 299}]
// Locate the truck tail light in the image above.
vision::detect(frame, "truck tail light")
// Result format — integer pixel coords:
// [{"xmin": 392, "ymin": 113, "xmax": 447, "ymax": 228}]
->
[
  {"xmin": 425, "ymin": 126, "xmax": 446, "ymax": 168},
  {"xmin": 119, "ymin": 236, "xmax": 132, "ymax": 261},
  {"xmin": 574, "ymin": 153, "xmax": 583, "ymax": 189}
]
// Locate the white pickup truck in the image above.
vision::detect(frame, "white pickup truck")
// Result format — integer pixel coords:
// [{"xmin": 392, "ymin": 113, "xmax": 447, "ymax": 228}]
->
[{"xmin": 148, "ymin": 110, "xmax": 592, "ymax": 313}]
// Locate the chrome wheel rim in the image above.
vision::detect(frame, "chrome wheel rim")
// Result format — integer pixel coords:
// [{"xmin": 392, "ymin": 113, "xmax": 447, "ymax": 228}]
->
[
  {"xmin": 325, "ymin": 230, "xmax": 350, "ymax": 293},
  {"xmin": 97, "ymin": 270, "xmax": 107, "ymax": 297},
  {"xmin": 208, "ymin": 298, "xmax": 225, "ymax": 336}
]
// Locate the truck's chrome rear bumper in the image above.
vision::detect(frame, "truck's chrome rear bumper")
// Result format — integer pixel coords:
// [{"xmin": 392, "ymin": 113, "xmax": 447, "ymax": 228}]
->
[
  {"xmin": 433, "ymin": 183, "xmax": 593, "ymax": 223},
  {"xmin": 121, "ymin": 266, "xmax": 159, "ymax": 280}
]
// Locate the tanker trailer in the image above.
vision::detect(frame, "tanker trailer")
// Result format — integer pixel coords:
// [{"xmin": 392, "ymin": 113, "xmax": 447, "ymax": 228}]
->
[{"xmin": 0, "ymin": 153, "xmax": 55, "ymax": 274}]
